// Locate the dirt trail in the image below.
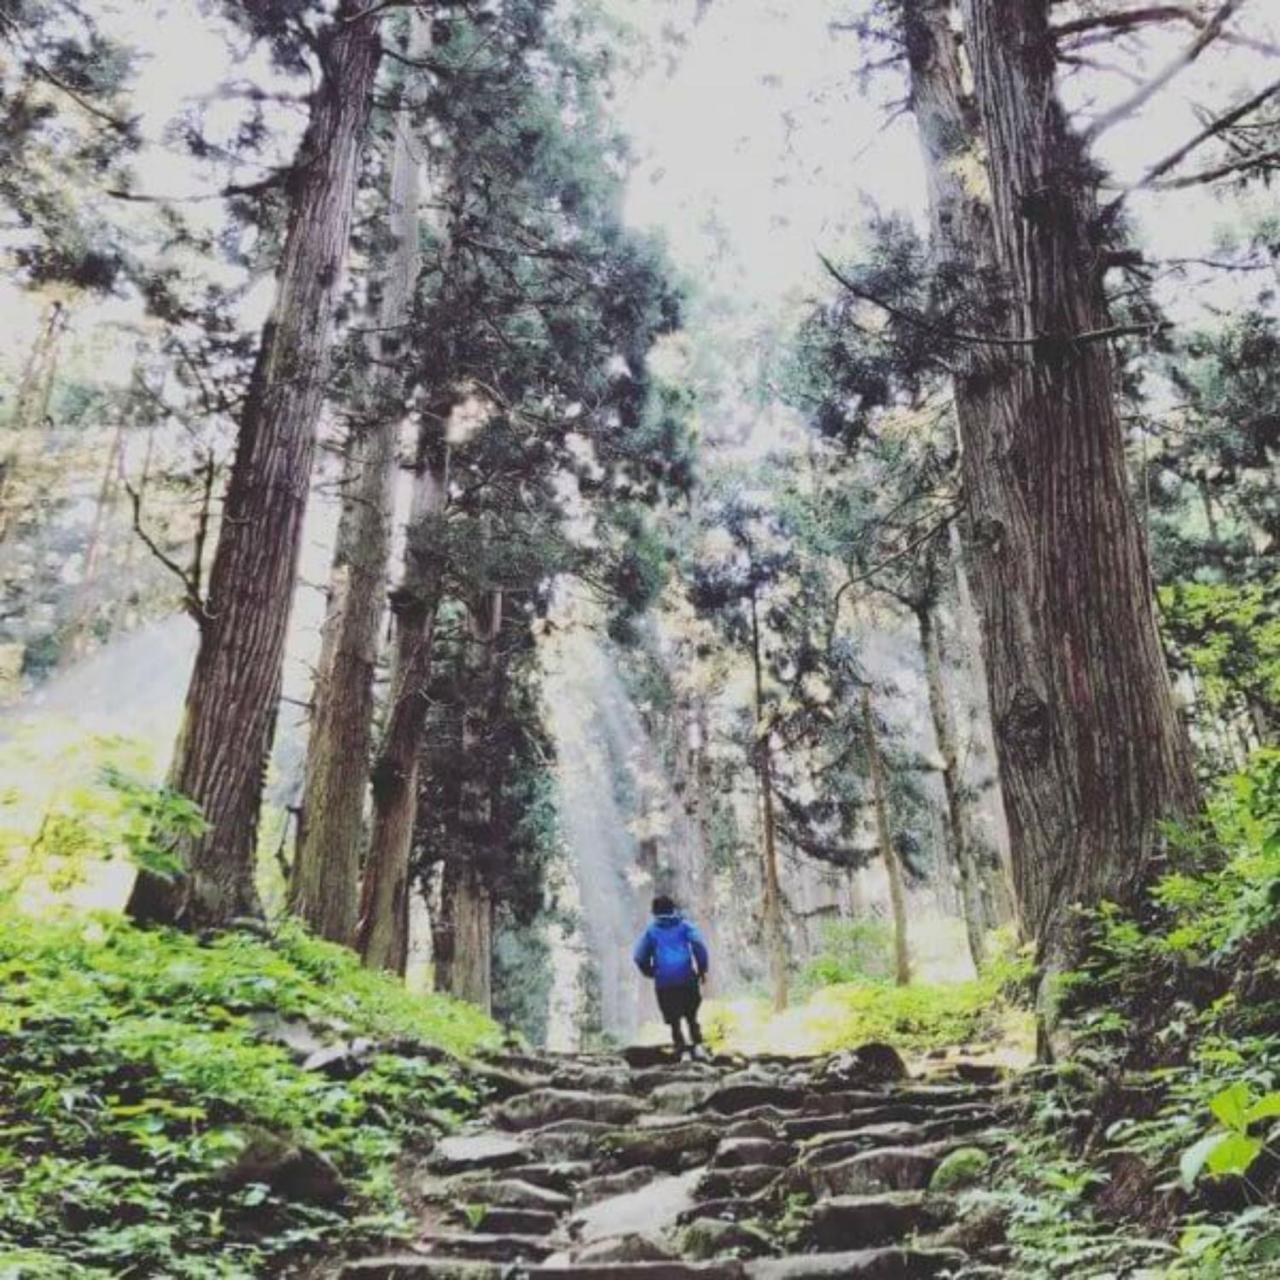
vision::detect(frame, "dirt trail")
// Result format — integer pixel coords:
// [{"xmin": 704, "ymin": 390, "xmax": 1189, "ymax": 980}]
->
[{"xmin": 340, "ymin": 1043, "xmax": 1013, "ymax": 1278}]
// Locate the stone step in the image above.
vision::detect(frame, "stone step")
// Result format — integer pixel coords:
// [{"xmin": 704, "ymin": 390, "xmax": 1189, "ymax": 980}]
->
[
  {"xmin": 709, "ymin": 1137, "xmax": 793, "ymax": 1169},
  {"xmin": 802, "ymin": 1192, "xmax": 955, "ymax": 1250},
  {"xmin": 801, "ymin": 1122, "xmax": 931, "ymax": 1167},
  {"xmin": 744, "ymin": 1248, "xmax": 968, "ymax": 1279},
  {"xmin": 577, "ymin": 1165, "xmax": 663, "ymax": 1205},
  {"xmin": 504, "ymin": 1160, "xmax": 592, "ymax": 1192},
  {"xmin": 785, "ymin": 1104, "xmax": 998, "ymax": 1142},
  {"xmin": 494, "ymin": 1088, "xmax": 646, "ymax": 1131},
  {"xmin": 417, "ymin": 1231, "xmax": 557, "ymax": 1263},
  {"xmin": 459, "ymin": 1206, "xmax": 561, "ymax": 1236},
  {"xmin": 805, "ymin": 1147, "xmax": 941, "ymax": 1198},
  {"xmin": 535, "ymin": 1263, "xmax": 747, "ymax": 1279},
  {"xmin": 676, "ymin": 1195, "xmax": 776, "ymax": 1227},
  {"xmin": 526, "ymin": 1119, "xmax": 628, "ymax": 1163},
  {"xmin": 339, "ymin": 1259, "xmax": 504, "ymax": 1279},
  {"xmin": 438, "ymin": 1176, "xmax": 573, "ymax": 1213},
  {"xmin": 600, "ymin": 1121, "xmax": 720, "ymax": 1171},
  {"xmin": 427, "ymin": 1133, "xmax": 528, "ymax": 1175},
  {"xmin": 695, "ymin": 1163, "xmax": 785, "ymax": 1200}
]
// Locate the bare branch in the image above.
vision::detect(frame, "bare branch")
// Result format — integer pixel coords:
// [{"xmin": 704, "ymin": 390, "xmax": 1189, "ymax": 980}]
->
[
  {"xmin": 123, "ymin": 477, "xmax": 208, "ymax": 623},
  {"xmin": 1083, "ymin": 0, "xmax": 1250, "ymax": 143},
  {"xmin": 1054, "ymin": 5, "xmax": 1203, "ymax": 40},
  {"xmin": 818, "ymin": 253, "xmax": 1164, "ymax": 350},
  {"xmin": 1151, "ymin": 143, "xmax": 1280, "ymax": 187}
]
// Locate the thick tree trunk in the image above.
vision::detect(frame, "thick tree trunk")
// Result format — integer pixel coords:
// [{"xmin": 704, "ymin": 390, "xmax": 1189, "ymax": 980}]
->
[
  {"xmin": 861, "ymin": 686, "xmax": 911, "ymax": 987},
  {"xmin": 128, "ymin": 6, "xmax": 382, "ymax": 929},
  {"xmin": 917, "ymin": 598, "xmax": 987, "ymax": 973},
  {"xmin": 749, "ymin": 589, "xmax": 788, "ymax": 1011},
  {"xmin": 291, "ymin": 23, "xmax": 428, "ymax": 944},
  {"xmin": 901, "ymin": 0, "xmax": 1198, "ymax": 980},
  {"xmin": 445, "ymin": 590, "xmax": 502, "ymax": 1010},
  {"xmin": 356, "ymin": 423, "xmax": 451, "ymax": 974},
  {"xmin": 947, "ymin": 519, "xmax": 1017, "ymax": 928}
]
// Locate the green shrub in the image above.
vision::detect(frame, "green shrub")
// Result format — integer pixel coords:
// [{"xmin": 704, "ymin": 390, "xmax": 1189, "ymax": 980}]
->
[{"xmin": 0, "ymin": 911, "xmax": 500, "ymax": 1277}]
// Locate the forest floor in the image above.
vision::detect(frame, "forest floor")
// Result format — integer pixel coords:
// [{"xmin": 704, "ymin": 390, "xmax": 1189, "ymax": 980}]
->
[{"xmin": 342, "ymin": 1041, "xmax": 1014, "ymax": 1279}]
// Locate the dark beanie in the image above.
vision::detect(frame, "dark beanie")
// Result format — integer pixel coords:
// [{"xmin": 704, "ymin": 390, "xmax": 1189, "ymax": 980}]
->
[{"xmin": 652, "ymin": 894, "xmax": 676, "ymax": 915}]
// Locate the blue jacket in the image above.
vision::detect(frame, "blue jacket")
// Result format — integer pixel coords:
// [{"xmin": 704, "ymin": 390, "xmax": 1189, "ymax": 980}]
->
[{"xmin": 633, "ymin": 913, "xmax": 709, "ymax": 989}]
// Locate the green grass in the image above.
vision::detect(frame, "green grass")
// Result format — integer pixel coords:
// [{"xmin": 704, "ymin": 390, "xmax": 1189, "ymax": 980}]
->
[
  {"xmin": 702, "ymin": 973, "xmax": 1033, "ymax": 1060},
  {"xmin": 0, "ymin": 910, "xmax": 501, "ymax": 1279}
]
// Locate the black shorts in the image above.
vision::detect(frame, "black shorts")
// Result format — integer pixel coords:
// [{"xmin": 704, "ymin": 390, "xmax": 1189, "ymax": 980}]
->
[{"xmin": 656, "ymin": 980, "xmax": 702, "ymax": 1024}]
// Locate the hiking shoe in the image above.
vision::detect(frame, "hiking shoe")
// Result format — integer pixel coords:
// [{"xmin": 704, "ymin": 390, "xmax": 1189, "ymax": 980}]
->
[
  {"xmin": 677, "ymin": 1047, "xmax": 695, "ymax": 1062},
  {"xmin": 690, "ymin": 1044, "xmax": 711, "ymax": 1063}
]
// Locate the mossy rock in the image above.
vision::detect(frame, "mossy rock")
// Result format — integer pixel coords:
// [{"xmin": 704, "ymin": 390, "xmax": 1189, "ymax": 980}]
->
[
  {"xmin": 676, "ymin": 1216, "xmax": 775, "ymax": 1260},
  {"xmin": 929, "ymin": 1146, "xmax": 991, "ymax": 1192}
]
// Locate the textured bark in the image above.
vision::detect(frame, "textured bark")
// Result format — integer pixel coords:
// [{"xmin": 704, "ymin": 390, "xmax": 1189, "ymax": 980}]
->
[
  {"xmin": 901, "ymin": 0, "xmax": 1198, "ymax": 974},
  {"xmin": 749, "ymin": 588, "xmax": 788, "ymax": 1012},
  {"xmin": 917, "ymin": 600, "xmax": 987, "ymax": 973},
  {"xmin": 441, "ymin": 591, "xmax": 502, "ymax": 1010},
  {"xmin": 862, "ymin": 686, "xmax": 911, "ymax": 987},
  {"xmin": 356, "ymin": 424, "xmax": 450, "ymax": 974},
  {"xmin": 291, "ymin": 22, "xmax": 428, "ymax": 944},
  {"xmin": 127, "ymin": 6, "xmax": 382, "ymax": 928}
]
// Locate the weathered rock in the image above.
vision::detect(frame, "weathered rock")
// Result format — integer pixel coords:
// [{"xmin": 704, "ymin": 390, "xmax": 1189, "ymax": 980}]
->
[
  {"xmin": 468, "ymin": 1063, "xmax": 550, "ymax": 1101},
  {"xmin": 577, "ymin": 1166, "xmax": 663, "ymax": 1205},
  {"xmin": 219, "ymin": 1126, "xmax": 345, "ymax": 1206},
  {"xmin": 651, "ymin": 1079, "xmax": 721, "ymax": 1114},
  {"xmin": 574, "ymin": 1234, "xmax": 677, "ymax": 1264},
  {"xmin": 954, "ymin": 1062, "xmax": 1005, "ymax": 1085},
  {"xmin": 417, "ymin": 1232, "xmax": 555, "ymax": 1263},
  {"xmin": 527, "ymin": 1120, "xmax": 626, "ymax": 1162},
  {"xmin": 808, "ymin": 1147, "xmax": 940, "ymax": 1198},
  {"xmin": 442, "ymin": 1177, "xmax": 572, "ymax": 1213},
  {"xmin": 502, "ymin": 1161, "xmax": 589, "ymax": 1192},
  {"xmin": 458, "ymin": 1206, "xmax": 559, "ymax": 1236},
  {"xmin": 536, "ymin": 1264, "xmax": 747, "ymax": 1280},
  {"xmin": 572, "ymin": 1169, "xmax": 702, "ymax": 1244},
  {"xmin": 676, "ymin": 1196, "xmax": 774, "ymax": 1227},
  {"xmin": 339, "ymin": 1260, "xmax": 503, "ymax": 1280},
  {"xmin": 814, "ymin": 1044, "xmax": 908, "ymax": 1090},
  {"xmin": 623, "ymin": 1045, "xmax": 680, "ymax": 1069},
  {"xmin": 745, "ymin": 1248, "xmax": 968, "ymax": 1279},
  {"xmin": 495, "ymin": 1088, "xmax": 645, "ymax": 1131},
  {"xmin": 803, "ymin": 1192, "xmax": 954, "ymax": 1250},
  {"xmin": 603, "ymin": 1122, "xmax": 720, "ymax": 1171},
  {"xmin": 710, "ymin": 1137, "xmax": 792, "ymax": 1170},
  {"xmin": 300, "ymin": 1037, "xmax": 377, "ymax": 1078},
  {"xmin": 722, "ymin": 1118, "xmax": 783, "ymax": 1142},
  {"xmin": 801, "ymin": 1122, "xmax": 929, "ymax": 1167},
  {"xmin": 783, "ymin": 1105, "xmax": 932, "ymax": 1141},
  {"xmin": 696, "ymin": 1164, "xmax": 784, "ymax": 1200},
  {"xmin": 928, "ymin": 1146, "xmax": 991, "ymax": 1192},
  {"xmin": 428, "ymin": 1133, "xmax": 528, "ymax": 1175},
  {"xmin": 630, "ymin": 1067, "xmax": 717, "ymax": 1094},
  {"xmin": 551, "ymin": 1064, "xmax": 634, "ymax": 1094},
  {"xmin": 701, "ymin": 1083, "xmax": 804, "ymax": 1115},
  {"xmin": 677, "ymin": 1218, "xmax": 775, "ymax": 1261}
]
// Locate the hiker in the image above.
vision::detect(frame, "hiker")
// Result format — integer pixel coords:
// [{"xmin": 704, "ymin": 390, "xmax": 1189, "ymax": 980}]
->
[{"xmin": 632, "ymin": 894, "xmax": 710, "ymax": 1061}]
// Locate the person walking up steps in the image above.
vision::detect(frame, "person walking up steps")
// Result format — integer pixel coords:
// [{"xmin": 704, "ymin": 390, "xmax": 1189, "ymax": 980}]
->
[{"xmin": 633, "ymin": 895, "xmax": 711, "ymax": 1061}]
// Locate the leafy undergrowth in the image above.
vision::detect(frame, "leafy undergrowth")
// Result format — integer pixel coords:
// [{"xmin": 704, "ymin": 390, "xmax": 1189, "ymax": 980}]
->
[
  {"xmin": 966, "ymin": 750, "xmax": 1280, "ymax": 1278},
  {"xmin": 701, "ymin": 953, "xmax": 1034, "ymax": 1061},
  {"xmin": 0, "ymin": 912, "xmax": 501, "ymax": 1279}
]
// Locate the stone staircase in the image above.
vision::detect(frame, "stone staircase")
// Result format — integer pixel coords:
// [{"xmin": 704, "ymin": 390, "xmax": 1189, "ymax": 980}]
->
[{"xmin": 339, "ymin": 1043, "xmax": 1013, "ymax": 1279}]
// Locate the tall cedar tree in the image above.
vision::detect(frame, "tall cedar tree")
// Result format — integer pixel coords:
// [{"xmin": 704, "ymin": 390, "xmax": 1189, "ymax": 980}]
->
[
  {"xmin": 129, "ymin": 1, "xmax": 382, "ymax": 927},
  {"xmin": 290, "ymin": 13, "xmax": 431, "ymax": 945},
  {"xmin": 896, "ymin": 0, "xmax": 1198, "ymax": 987},
  {"xmin": 356, "ymin": 5, "xmax": 685, "ymax": 977}
]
